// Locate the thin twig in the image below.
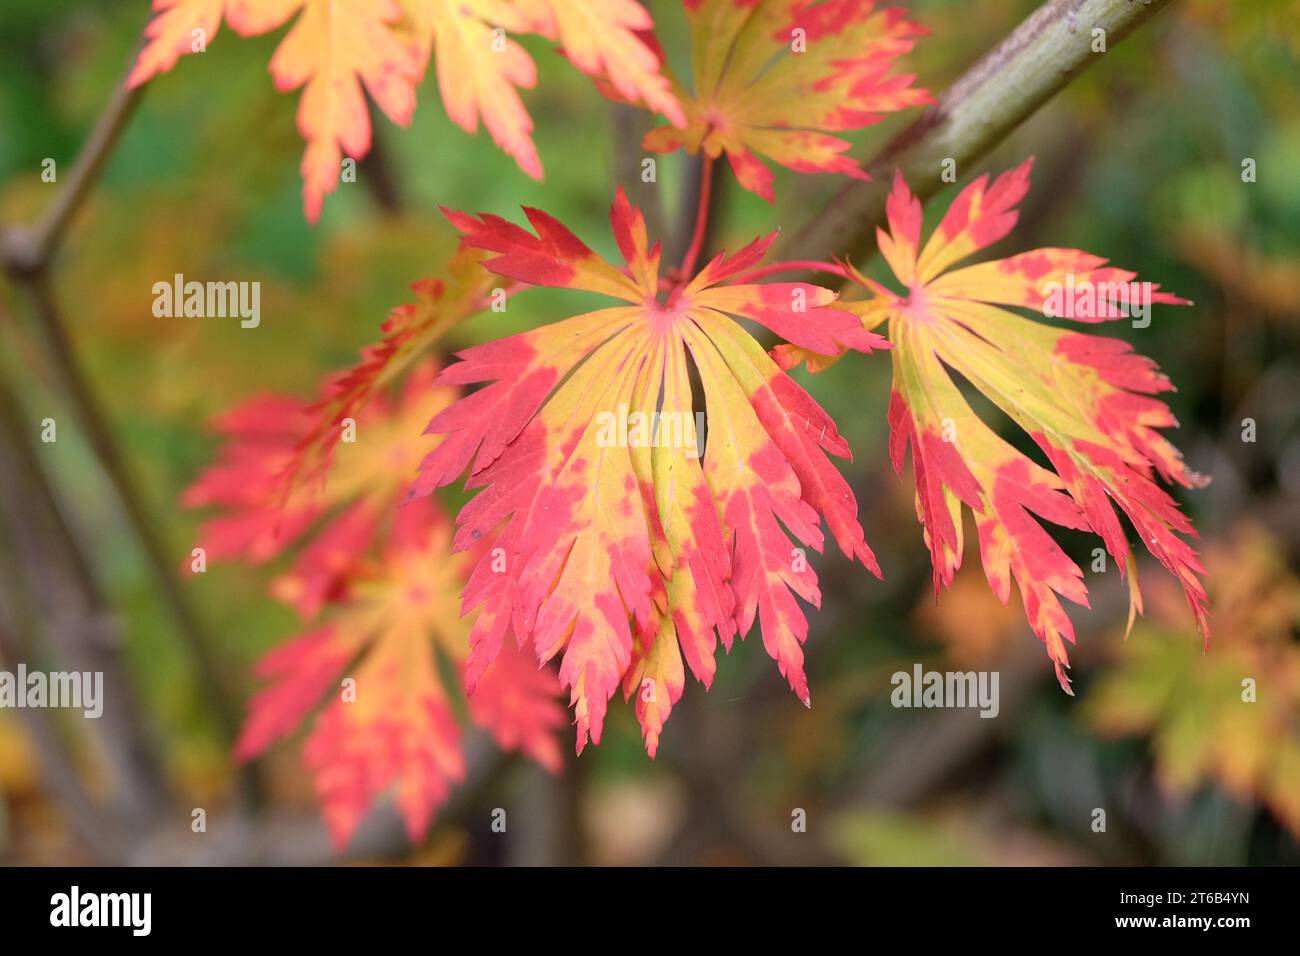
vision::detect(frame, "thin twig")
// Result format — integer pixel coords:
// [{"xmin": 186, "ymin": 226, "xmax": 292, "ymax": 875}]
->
[
  {"xmin": 0, "ymin": 78, "xmax": 145, "ymax": 276},
  {"xmin": 677, "ymin": 156, "xmax": 715, "ymax": 281}
]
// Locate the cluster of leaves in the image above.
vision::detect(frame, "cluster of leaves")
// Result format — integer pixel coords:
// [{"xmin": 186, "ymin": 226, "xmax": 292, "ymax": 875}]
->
[
  {"xmin": 129, "ymin": 0, "xmax": 928, "ymax": 217},
  {"xmin": 130, "ymin": 0, "xmax": 686, "ymax": 220},
  {"xmin": 173, "ymin": 0, "xmax": 1213, "ymax": 841},
  {"xmin": 405, "ymin": 161, "xmax": 1208, "ymax": 757}
]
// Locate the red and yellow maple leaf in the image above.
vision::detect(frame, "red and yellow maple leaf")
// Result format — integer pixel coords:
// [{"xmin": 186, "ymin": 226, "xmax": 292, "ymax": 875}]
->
[
  {"xmin": 403, "ymin": 0, "xmax": 685, "ymax": 175},
  {"xmin": 182, "ymin": 240, "xmax": 495, "ymax": 609},
  {"xmin": 189, "ymin": 349, "xmax": 565, "ymax": 844},
  {"xmin": 183, "ymin": 359, "xmax": 454, "ymax": 616},
  {"xmin": 408, "ymin": 187, "xmax": 886, "ymax": 755},
  {"xmin": 235, "ymin": 496, "xmax": 565, "ymax": 846},
  {"xmin": 130, "ymin": 0, "xmax": 424, "ymax": 222},
  {"xmin": 643, "ymin": 0, "xmax": 929, "ymax": 202},
  {"xmin": 129, "ymin": 0, "xmax": 681, "ymax": 220},
  {"xmin": 790, "ymin": 159, "xmax": 1208, "ymax": 691},
  {"xmin": 287, "ymin": 246, "xmax": 493, "ymax": 495},
  {"xmin": 513, "ymin": 0, "xmax": 686, "ymax": 127}
]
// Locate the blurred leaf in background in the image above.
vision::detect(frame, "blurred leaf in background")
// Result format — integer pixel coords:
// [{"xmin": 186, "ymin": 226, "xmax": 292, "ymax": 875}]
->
[{"xmin": 1086, "ymin": 524, "xmax": 1300, "ymax": 841}]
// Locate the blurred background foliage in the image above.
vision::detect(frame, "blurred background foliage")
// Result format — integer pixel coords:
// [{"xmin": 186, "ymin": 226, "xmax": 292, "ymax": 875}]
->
[{"xmin": 0, "ymin": 0, "xmax": 1297, "ymax": 865}]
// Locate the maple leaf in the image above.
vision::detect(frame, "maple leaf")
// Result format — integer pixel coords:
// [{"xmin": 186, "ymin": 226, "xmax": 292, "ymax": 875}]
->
[
  {"xmin": 183, "ymin": 241, "xmax": 496, "ymax": 609},
  {"xmin": 468, "ymin": 629, "xmax": 566, "ymax": 773},
  {"xmin": 643, "ymin": 0, "xmax": 929, "ymax": 202},
  {"xmin": 793, "ymin": 159, "xmax": 1208, "ymax": 691},
  {"xmin": 130, "ymin": 0, "xmax": 424, "ymax": 222},
  {"xmin": 129, "ymin": 0, "xmax": 681, "ymax": 220},
  {"xmin": 286, "ymin": 246, "xmax": 493, "ymax": 495},
  {"xmin": 184, "ymin": 270, "xmax": 564, "ymax": 842},
  {"xmin": 403, "ymin": 0, "xmax": 685, "ymax": 175},
  {"xmin": 513, "ymin": 0, "xmax": 685, "ymax": 126},
  {"xmin": 409, "ymin": 187, "xmax": 887, "ymax": 755},
  {"xmin": 189, "ymin": 343, "xmax": 565, "ymax": 844},
  {"xmin": 183, "ymin": 360, "xmax": 454, "ymax": 616},
  {"xmin": 399, "ymin": 0, "xmax": 544, "ymax": 181},
  {"xmin": 1086, "ymin": 525, "xmax": 1300, "ymax": 838},
  {"xmin": 235, "ymin": 497, "xmax": 566, "ymax": 846},
  {"xmin": 128, "ymin": 0, "xmax": 227, "ymax": 83}
]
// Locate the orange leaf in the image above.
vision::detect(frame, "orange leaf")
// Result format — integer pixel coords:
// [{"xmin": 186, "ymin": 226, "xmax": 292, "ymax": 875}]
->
[
  {"xmin": 517, "ymin": 0, "xmax": 685, "ymax": 127},
  {"xmin": 129, "ymin": 0, "xmax": 680, "ymax": 219},
  {"xmin": 131, "ymin": 0, "xmax": 422, "ymax": 222},
  {"xmin": 644, "ymin": 0, "xmax": 928, "ymax": 201}
]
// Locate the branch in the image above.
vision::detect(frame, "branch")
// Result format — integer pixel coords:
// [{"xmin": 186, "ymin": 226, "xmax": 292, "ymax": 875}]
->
[
  {"xmin": 0, "ymin": 52, "xmax": 254, "ymax": 790},
  {"xmin": 0, "ymin": 74, "xmax": 144, "ymax": 276},
  {"xmin": 665, "ymin": 153, "xmax": 721, "ymax": 276},
  {"xmin": 781, "ymin": 0, "xmax": 1178, "ymax": 269},
  {"xmin": 0, "ymin": 613, "xmax": 121, "ymax": 862},
  {"xmin": 358, "ymin": 105, "xmax": 403, "ymax": 216},
  {"xmin": 676, "ymin": 156, "xmax": 715, "ymax": 281},
  {"xmin": 611, "ymin": 103, "xmax": 668, "ymax": 242},
  {"xmin": 0, "ymin": 360, "xmax": 172, "ymax": 841},
  {"xmin": 21, "ymin": 275, "xmax": 248, "ymax": 753}
]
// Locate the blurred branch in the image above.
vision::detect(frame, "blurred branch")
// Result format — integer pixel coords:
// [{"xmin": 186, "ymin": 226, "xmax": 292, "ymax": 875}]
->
[
  {"xmin": 0, "ymin": 567, "xmax": 122, "ymax": 861},
  {"xmin": 612, "ymin": 104, "xmax": 666, "ymax": 242},
  {"xmin": 835, "ymin": 584, "xmax": 1122, "ymax": 814},
  {"xmin": 0, "ymin": 50, "xmax": 253, "ymax": 793},
  {"xmin": 0, "ymin": 357, "xmax": 171, "ymax": 842},
  {"xmin": 18, "ymin": 276, "xmax": 246, "ymax": 750},
  {"xmin": 359, "ymin": 112, "xmax": 403, "ymax": 216},
  {"xmin": 655, "ymin": 691, "xmax": 836, "ymax": 865},
  {"xmin": 781, "ymin": 0, "xmax": 1179, "ymax": 271},
  {"xmin": 848, "ymin": 637, "xmax": 1050, "ymax": 809},
  {"xmin": 0, "ymin": 78, "xmax": 144, "ymax": 276}
]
